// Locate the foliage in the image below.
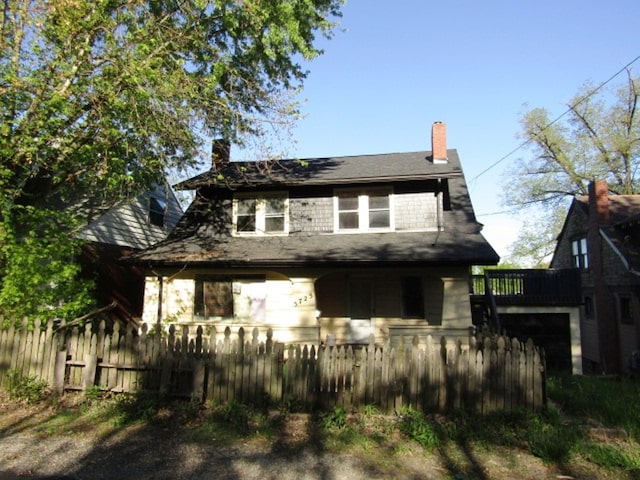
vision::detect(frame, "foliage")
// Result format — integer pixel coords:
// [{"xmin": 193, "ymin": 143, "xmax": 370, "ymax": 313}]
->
[
  {"xmin": 5, "ymin": 369, "xmax": 49, "ymax": 404},
  {"xmin": 0, "ymin": 0, "xmax": 343, "ymax": 322},
  {"xmin": 397, "ymin": 406, "xmax": 440, "ymax": 450},
  {"xmin": 321, "ymin": 405, "xmax": 347, "ymax": 430},
  {"xmin": 503, "ymin": 71, "xmax": 640, "ymax": 264},
  {"xmin": 0, "ymin": 207, "xmax": 95, "ymax": 322}
]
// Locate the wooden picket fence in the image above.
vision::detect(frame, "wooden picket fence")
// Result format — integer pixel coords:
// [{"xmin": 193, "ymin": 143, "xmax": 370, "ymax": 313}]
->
[{"xmin": 0, "ymin": 319, "xmax": 546, "ymax": 413}]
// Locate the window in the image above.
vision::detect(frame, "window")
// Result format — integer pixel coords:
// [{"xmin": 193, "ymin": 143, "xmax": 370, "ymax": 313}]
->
[
  {"xmin": 194, "ymin": 276, "xmax": 266, "ymax": 321},
  {"xmin": 233, "ymin": 193, "xmax": 288, "ymax": 235},
  {"xmin": 402, "ymin": 277, "xmax": 425, "ymax": 318},
  {"xmin": 335, "ymin": 188, "xmax": 392, "ymax": 232},
  {"xmin": 584, "ymin": 295, "xmax": 594, "ymax": 319},
  {"xmin": 149, "ymin": 197, "xmax": 166, "ymax": 227},
  {"xmin": 571, "ymin": 237, "xmax": 588, "ymax": 269},
  {"xmin": 236, "ymin": 198, "xmax": 256, "ymax": 232},
  {"xmin": 349, "ymin": 277, "xmax": 373, "ymax": 320},
  {"xmin": 194, "ymin": 277, "xmax": 233, "ymax": 317},
  {"xmin": 619, "ymin": 295, "xmax": 633, "ymax": 325}
]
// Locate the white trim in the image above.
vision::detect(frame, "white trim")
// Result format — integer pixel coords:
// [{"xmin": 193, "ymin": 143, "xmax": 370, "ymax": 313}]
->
[
  {"xmin": 232, "ymin": 191, "xmax": 289, "ymax": 236},
  {"xmin": 333, "ymin": 186, "xmax": 394, "ymax": 233}
]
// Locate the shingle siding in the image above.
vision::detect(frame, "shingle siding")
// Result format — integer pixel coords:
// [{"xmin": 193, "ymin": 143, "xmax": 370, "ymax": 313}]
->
[
  {"xmin": 290, "ymin": 196, "xmax": 333, "ymax": 233},
  {"xmin": 395, "ymin": 192, "xmax": 439, "ymax": 231}
]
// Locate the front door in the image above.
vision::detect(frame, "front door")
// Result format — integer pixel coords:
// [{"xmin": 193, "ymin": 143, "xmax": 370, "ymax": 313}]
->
[{"xmin": 348, "ymin": 277, "xmax": 373, "ymax": 342}]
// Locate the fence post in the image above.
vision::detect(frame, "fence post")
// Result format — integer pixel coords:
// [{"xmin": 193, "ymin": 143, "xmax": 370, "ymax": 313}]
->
[
  {"xmin": 53, "ymin": 350, "xmax": 67, "ymax": 396},
  {"xmin": 192, "ymin": 359, "xmax": 205, "ymax": 402},
  {"xmin": 82, "ymin": 354, "xmax": 98, "ymax": 392}
]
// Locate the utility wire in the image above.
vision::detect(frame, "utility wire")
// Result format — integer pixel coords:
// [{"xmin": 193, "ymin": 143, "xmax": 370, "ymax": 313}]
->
[{"xmin": 469, "ymin": 54, "xmax": 640, "ymax": 186}]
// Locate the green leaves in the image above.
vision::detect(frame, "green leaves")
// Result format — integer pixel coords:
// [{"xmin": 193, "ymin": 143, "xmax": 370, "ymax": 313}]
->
[
  {"xmin": 0, "ymin": 207, "xmax": 95, "ymax": 322},
  {"xmin": 503, "ymin": 73, "xmax": 640, "ymax": 265},
  {"xmin": 0, "ymin": 0, "xmax": 342, "ymax": 321}
]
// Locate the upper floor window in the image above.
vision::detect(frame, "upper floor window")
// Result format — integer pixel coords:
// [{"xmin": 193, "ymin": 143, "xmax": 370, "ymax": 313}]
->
[
  {"xmin": 334, "ymin": 188, "xmax": 393, "ymax": 232},
  {"xmin": 234, "ymin": 193, "xmax": 288, "ymax": 235},
  {"xmin": 572, "ymin": 237, "xmax": 588, "ymax": 269},
  {"xmin": 149, "ymin": 197, "xmax": 166, "ymax": 227}
]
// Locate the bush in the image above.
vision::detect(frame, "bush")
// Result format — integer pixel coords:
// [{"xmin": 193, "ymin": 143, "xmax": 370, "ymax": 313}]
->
[{"xmin": 5, "ymin": 369, "xmax": 49, "ymax": 404}]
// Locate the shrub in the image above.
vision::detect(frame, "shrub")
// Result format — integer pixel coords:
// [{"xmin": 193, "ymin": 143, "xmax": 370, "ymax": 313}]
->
[
  {"xmin": 5, "ymin": 369, "xmax": 49, "ymax": 404},
  {"xmin": 322, "ymin": 405, "xmax": 347, "ymax": 430},
  {"xmin": 398, "ymin": 406, "xmax": 440, "ymax": 450}
]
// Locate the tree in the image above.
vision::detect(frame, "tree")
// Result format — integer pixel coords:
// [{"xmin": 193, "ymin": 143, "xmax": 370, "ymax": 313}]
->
[
  {"xmin": 503, "ymin": 71, "xmax": 640, "ymax": 266},
  {"xmin": 0, "ymin": 0, "xmax": 343, "ymax": 322}
]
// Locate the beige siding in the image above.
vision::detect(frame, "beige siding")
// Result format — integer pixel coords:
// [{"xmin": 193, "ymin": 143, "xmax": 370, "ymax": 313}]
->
[{"xmin": 141, "ymin": 266, "xmax": 475, "ymax": 347}]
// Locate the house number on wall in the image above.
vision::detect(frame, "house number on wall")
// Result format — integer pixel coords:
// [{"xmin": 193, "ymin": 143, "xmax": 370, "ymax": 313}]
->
[{"xmin": 293, "ymin": 293, "xmax": 313, "ymax": 307}]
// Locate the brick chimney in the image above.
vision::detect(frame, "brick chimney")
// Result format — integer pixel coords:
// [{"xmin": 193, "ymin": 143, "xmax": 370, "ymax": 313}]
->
[
  {"xmin": 588, "ymin": 179, "xmax": 620, "ymax": 373},
  {"xmin": 212, "ymin": 139, "xmax": 230, "ymax": 170},
  {"xmin": 589, "ymin": 179, "xmax": 610, "ymax": 225},
  {"xmin": 431, "ymin": 121, "xmax": 447, "ymax": 164}
]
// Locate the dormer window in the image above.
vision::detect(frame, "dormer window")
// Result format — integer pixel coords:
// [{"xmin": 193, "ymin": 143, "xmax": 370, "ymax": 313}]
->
[
  {"xmin": 233, "ymin": 193, "xmax": 288, "ymax": 235},
  {"xmin": 149, "ymin": 197, "xmax": 166, "ymax": 227},
  {"xmin": 334, "ymin": 188, "xmax": 393, "ymax": 232}
]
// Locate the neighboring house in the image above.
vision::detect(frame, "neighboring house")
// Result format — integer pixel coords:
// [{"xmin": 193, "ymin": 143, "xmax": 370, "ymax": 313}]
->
[
  {"xmin": 129, "ymin": 122, "xmax": 499, "ymax": 345},
  {"xmin": 550, "ymin": 180, "xmax": 640, "ymax": 374},
  {"xmin": 76, "ymin": 183, "xmax": 183, "ymax": 322}
]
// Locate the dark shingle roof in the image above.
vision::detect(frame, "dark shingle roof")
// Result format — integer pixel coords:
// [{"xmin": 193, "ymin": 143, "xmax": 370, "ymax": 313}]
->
[
  {"xmin": 129, "ymin": 149, "xmax": 499, "ymax": 267},
  {"xmin": 128, "ymin": 230, "xmax": 498, "ymax": 267},
  {"xmin": 177, "ymin": 150, "xmax": 463, "ymax": 190}
]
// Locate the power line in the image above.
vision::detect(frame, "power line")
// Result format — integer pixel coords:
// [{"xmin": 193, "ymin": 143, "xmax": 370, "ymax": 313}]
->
[{"xmin": 468, "ymin": 54, "xmax": 640, "ymax": 185}]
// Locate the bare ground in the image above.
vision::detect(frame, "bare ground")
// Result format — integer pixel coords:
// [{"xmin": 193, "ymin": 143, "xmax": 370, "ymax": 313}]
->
[{"xmin": 0, "ymin": 394, "xmax": 633, "ymax": 480}]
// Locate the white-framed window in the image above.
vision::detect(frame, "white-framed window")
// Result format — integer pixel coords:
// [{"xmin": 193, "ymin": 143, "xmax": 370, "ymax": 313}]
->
[
  {"xmin": 571, "ymin": 237, "xmax": 588, "ymax": 269},
  {"xmin": 334, "ymin": 188, "xmax": 393, "ymax": 232},
  {"xmin": 233, "ymin": 193, "xmax": 289, "ymax": 236}
]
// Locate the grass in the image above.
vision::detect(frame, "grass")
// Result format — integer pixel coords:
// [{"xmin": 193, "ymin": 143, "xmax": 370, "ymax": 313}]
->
[{"xmin": 2, "ymin": 374, "xmax": 640, "ymax": 478}]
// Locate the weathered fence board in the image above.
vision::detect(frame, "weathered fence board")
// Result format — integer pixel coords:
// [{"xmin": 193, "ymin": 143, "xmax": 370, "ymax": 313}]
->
[{"xmin": 0, "ymin": 322, "xmax": 546, "ymax": 413}]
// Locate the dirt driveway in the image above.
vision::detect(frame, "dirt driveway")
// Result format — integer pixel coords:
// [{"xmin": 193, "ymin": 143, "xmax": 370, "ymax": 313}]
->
[{"xmin": 0, "ymin": 395, "xmax": 614, "ymax": 480}]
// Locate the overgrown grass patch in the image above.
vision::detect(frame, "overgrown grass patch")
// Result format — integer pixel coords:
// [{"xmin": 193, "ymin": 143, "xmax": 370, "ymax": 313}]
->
[{"xmin": 548, "ymin": 374, "xmax": 640, "ymax": 442}]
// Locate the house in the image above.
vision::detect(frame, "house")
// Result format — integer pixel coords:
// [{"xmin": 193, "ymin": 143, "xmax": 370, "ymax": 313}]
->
[
  {"xmin": 550, "ymin": 180, "xmax": 640, "ymax": 374},
  {"xmin": 129, "ymin": 122, "xmax": 499, "ymax": 345},
  {"xmin": 76, "ymin": 183, "xmax": 183, "ymax": 323}
]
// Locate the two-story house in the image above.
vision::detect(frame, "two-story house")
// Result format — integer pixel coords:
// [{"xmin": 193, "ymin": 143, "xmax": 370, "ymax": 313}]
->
[
  {"xmin": 130, "ymin": 122, "xmax": 499, "ymax": 345},
  {"xmin": 551, "ymin": 180, "xmax": 640, "ymax": 374}
]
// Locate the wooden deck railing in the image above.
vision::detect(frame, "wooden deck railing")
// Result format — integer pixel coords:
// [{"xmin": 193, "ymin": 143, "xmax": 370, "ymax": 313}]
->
[{"xmin": 472, "ymin": 269, "xmax": 581, "ymax": 306}]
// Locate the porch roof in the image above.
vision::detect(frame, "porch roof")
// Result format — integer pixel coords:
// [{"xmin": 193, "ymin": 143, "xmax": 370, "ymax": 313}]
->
[{"xmin": 127, "ymin": 229, "xmax": 499, "ymax": 268}]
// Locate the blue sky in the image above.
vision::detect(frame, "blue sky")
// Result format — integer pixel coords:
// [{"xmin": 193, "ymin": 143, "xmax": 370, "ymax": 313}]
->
[{"xmin": 284, "ymin": 0, "xmax": 640, "ymax": 260}]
